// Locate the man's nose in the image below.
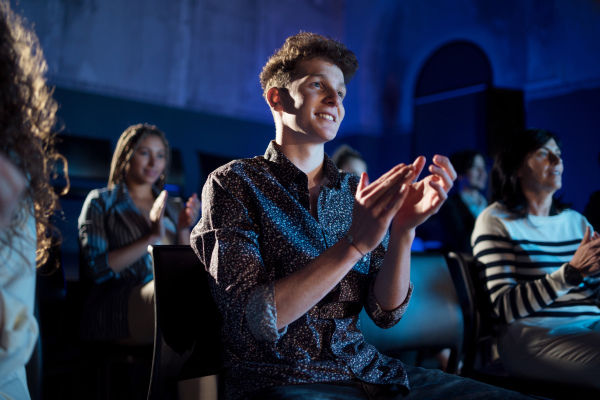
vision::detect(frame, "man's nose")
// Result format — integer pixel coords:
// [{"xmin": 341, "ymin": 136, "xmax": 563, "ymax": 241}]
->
[{"xmin": 324, "ymin": 88, "xmax": 341, "ymax": 107}]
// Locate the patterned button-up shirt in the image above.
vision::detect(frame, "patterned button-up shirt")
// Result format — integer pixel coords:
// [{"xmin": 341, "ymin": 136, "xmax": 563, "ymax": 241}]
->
[{"xmin": 192, "ymin": 141, "xmax": 413, "ymax": 400}]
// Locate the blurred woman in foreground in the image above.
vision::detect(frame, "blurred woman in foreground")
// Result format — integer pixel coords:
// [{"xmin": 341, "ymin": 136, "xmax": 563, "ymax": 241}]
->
[{"xmin": 0, "ymin": 1, "xmax": 65, "ymax": 397}]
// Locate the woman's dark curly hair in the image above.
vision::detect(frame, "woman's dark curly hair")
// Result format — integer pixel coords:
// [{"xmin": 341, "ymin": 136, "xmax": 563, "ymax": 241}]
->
[
  {"xmin": 259, "ymin": 32, "xmax": 359, "ymax": 101},
  {"xmin": 491, "ymin": 128, "xmax": 568, "ymax": 218},
  {"xmin": 0, "ymin": 1, "xmax": 66, "ymax": 267},
  {"xmin": 108, "ymin": 123, "xmax": 171, "ymax": 191}
]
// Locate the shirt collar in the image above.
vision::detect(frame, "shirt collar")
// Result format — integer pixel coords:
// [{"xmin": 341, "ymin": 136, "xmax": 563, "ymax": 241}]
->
[{"xmin": 263, "ymin": 141, "xmax": 341, "ymax": 189}]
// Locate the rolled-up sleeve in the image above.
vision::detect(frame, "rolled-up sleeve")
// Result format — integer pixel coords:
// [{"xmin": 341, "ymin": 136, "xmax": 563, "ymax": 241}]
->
[
  {"xmin": 192, "ymin": 170, "xmax": 282, "ymax": 355},
  {"xmin": 78, "ymin": 190, "xmax": 115, "ymax": 283},
  {"xmin": 360, "ymin": 235, "xmax": 413, "ymax": 329},
  {"xmin": 365, "ymin": 280, "xmax": 413, "ymax": 329},
  {"xmin": 246, "ymin": 283, "xmax": 287, "ymax": 341}
]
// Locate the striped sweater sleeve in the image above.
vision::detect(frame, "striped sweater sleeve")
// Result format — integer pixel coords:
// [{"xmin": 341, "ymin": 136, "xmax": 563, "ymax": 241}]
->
[{"xmin": 471, "ymin": 206, "xmax": 575, "ymax": 324}]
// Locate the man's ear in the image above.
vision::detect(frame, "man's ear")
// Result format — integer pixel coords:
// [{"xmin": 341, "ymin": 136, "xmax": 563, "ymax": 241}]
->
[{"xmin": 267, "ymin": 87, "xmax": 282, "ymax": 111}]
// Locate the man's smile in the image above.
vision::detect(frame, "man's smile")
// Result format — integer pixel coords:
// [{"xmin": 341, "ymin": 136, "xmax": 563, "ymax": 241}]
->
[{"xmin": 315, "ymin": 112, "xmax": 335, "ymax": 122}]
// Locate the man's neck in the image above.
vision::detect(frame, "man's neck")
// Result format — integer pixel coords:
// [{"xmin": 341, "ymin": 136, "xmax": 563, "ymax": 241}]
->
[{"xmin": 275, "ymin": 137, "xmax": 325, "ymax": 180}]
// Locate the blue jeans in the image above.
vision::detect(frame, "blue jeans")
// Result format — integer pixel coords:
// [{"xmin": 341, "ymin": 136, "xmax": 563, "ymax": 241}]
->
[{"xmin": 248, "ymin": 365, "xmax": 530, "ymax": 399}]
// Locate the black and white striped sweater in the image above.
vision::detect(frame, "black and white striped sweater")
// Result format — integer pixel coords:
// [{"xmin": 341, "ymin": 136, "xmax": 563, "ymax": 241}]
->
[{"xmin": 472, "ymin": 202, "xmax": 600, "ymax": 324}]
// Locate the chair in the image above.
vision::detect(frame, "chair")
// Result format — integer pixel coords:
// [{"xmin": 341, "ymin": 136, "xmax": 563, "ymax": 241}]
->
[
  {"xmin": 147, "ymin": 245, "xmax": 224, "ymax": 400},
  {"xmin": 447, "ymin": 251, "xmax": 600, "ymax": 399},
  {"xmin": 359, "ymin": 252, "xmax": 464, "ymax": 374}
]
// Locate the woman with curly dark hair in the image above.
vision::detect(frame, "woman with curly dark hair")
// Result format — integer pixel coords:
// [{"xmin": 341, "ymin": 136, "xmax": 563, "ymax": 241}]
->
[
  {"xmin": 78, "ymin": 123, "xmax": 200, "ymax": 344},
  {"xmin": 0, "ymin": 1, "xmax": 65, "ymax": 398}
]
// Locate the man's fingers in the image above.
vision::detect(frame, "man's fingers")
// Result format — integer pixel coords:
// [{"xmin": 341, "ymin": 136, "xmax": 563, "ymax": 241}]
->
[
  {"xmin": 428, "ymin": 163, "xmax": 454, "ymax": 193},
  {"xmin": 381, "ymin": 183, "xmax": 409, "ymax": 217},
  {"xmin": 358, "ymin": 166, "xmax": 414, "ymax": 207},
  {"xmin": 361, "ymin": 164, "xmax": 407, "ymax": 193},
  {"xmin": 411, "ymin": 156, "xmax": 426, "ymax": 182},
  {"xmin": 358, "ymin": 172, "xmax": 368, "ymax": 191},
  {"xmin": 428, "ymin": 179, "xmax": 448, "ymax": 209},
  {"xmin": 433, "ymin": 154, "xmax": 457, "ymax": 182}
]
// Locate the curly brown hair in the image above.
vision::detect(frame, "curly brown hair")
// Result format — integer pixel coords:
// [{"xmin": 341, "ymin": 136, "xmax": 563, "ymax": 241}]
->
[
  {"xmin": 108, "ymin": 123, "xmax": 171, "ymax": 191},
  {"xmin": 259, "ymin": 32, "xmax": 359, "ymax": 101},
  {"xmin": 0, "ymin": 0, "xmax": 66, "ymax": 267}
]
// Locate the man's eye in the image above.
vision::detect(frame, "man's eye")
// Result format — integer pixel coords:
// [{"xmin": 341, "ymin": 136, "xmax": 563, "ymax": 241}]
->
[
  {"xmin": 338, "ymin": 92, "xmax": 344, "ymax": 98},
  {"xmin": 313, "ymin": 82, "xmax": 321, "ymax": 88}
]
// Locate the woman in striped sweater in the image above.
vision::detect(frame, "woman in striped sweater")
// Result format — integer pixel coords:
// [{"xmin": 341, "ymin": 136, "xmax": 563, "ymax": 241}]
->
[{"xmin": 472, "ymin": 128, "xmax": 600, "ymax": 390}]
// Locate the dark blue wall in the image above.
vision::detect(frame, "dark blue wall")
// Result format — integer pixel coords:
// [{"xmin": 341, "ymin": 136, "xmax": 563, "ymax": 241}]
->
[{"xmin": 527, "ymin": 87, "xmax": 600, "ymax": 213}]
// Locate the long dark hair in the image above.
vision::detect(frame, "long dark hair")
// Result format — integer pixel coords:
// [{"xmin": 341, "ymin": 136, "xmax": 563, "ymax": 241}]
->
[
  {"xmin": 108, "ymin": 124, "xmax": 171, "ymax": 191},
  {"xmin": 491, "ymin": 128, "xmax": 568, "ymax": 218}
]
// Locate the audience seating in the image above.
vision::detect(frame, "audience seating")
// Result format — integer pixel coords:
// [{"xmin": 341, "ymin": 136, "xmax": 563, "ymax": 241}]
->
[
  {"xmin": 147, "ymin": 245, "xmax": 224, "ymax": 400},
  {"xmin": 447, "ymin": 251, "xmax": 600, "ymax": 399},
  {"xmin": 359, "ymin": 252, "xmax": 464, "ymax": 374}
]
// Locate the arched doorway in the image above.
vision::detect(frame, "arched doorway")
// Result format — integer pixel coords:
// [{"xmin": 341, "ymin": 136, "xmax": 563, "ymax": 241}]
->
[{"xmin": 413, "ymin": 41, "xmax": 523, "ymax": 161}]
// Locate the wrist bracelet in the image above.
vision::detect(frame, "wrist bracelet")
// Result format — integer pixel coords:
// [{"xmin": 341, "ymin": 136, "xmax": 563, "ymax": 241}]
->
[{"xmin": 345, "ymin": 234, "xmax": 365, "ymax": 257}]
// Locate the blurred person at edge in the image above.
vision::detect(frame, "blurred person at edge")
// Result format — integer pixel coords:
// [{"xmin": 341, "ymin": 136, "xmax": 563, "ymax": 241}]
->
[{"xmin": 0, "ymin": 1, "xmax": 68, "ymax": 398}]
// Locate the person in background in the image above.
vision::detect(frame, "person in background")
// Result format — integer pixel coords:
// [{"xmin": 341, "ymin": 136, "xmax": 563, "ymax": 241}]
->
[
  {"xmin": 472, "ymin": 128, "xmax": 600, "ymax": 390},
  {"xmin": 0, "ymin": 1, "xmax": 66, "ymax": 397},
  {"xmin": 331, "ymin": 144, "xmax": 367, "ymax": 176},
  {"xmin": 78, "ymin": 123, "xmax": 200, "ymax": 345},
  {"xmin": 437, "ymin": 149, "xmax": 488, "ymax": 254},
  {"xmin": 583, "ymin": 151, "xmax": 600, "ymax": 232},
  {"xmin": 192, "ymin": 31, "xmax": 528, "ymax": 400}
]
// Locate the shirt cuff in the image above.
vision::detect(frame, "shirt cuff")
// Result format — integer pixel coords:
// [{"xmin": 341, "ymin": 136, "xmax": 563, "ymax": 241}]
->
[
  {"xmin": 366, "ymin": 281, "xmax": 414, "ymax": 329},
  {"xmin": 85, "ymin": 254, "xmax": 116, "ymax": 283},
  {"xmin": 245, "ymin": 282, "xmax": 287, "ymax": 342}
]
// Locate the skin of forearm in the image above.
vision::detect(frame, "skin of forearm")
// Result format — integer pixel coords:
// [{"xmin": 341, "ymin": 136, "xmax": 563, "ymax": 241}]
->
[
  {"xmin": 274, "ymin": 238, "xmax": 363, "ymax": 329},
  {"xmin": 178, "ymin": 227, "xmax": 191, "ymax": 245},
  {"xmin": 373, "ymin": 228, "xmax": 414, "ymax": 311},
  {"xmin": 107, "ymin": 233, "xmax": 160, "ymax": 273}
]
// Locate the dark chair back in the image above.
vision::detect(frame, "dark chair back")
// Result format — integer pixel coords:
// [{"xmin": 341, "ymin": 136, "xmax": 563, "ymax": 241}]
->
[
  {"xmin": 446, "ymin": 251, "xmax": 497, "ymax": 376},
  {"xmin": 359, "ymin": 252, "xmax": 464, "ymax": 374},
  {"xmin": 147, "ymin": 245, "xmax": 224, "ymax": 400}
]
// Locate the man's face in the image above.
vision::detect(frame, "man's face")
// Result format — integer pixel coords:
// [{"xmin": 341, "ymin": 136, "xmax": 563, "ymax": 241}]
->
[{"xmin": 278, "ymin": 58, "xmax": 346, "ymax": 144}]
